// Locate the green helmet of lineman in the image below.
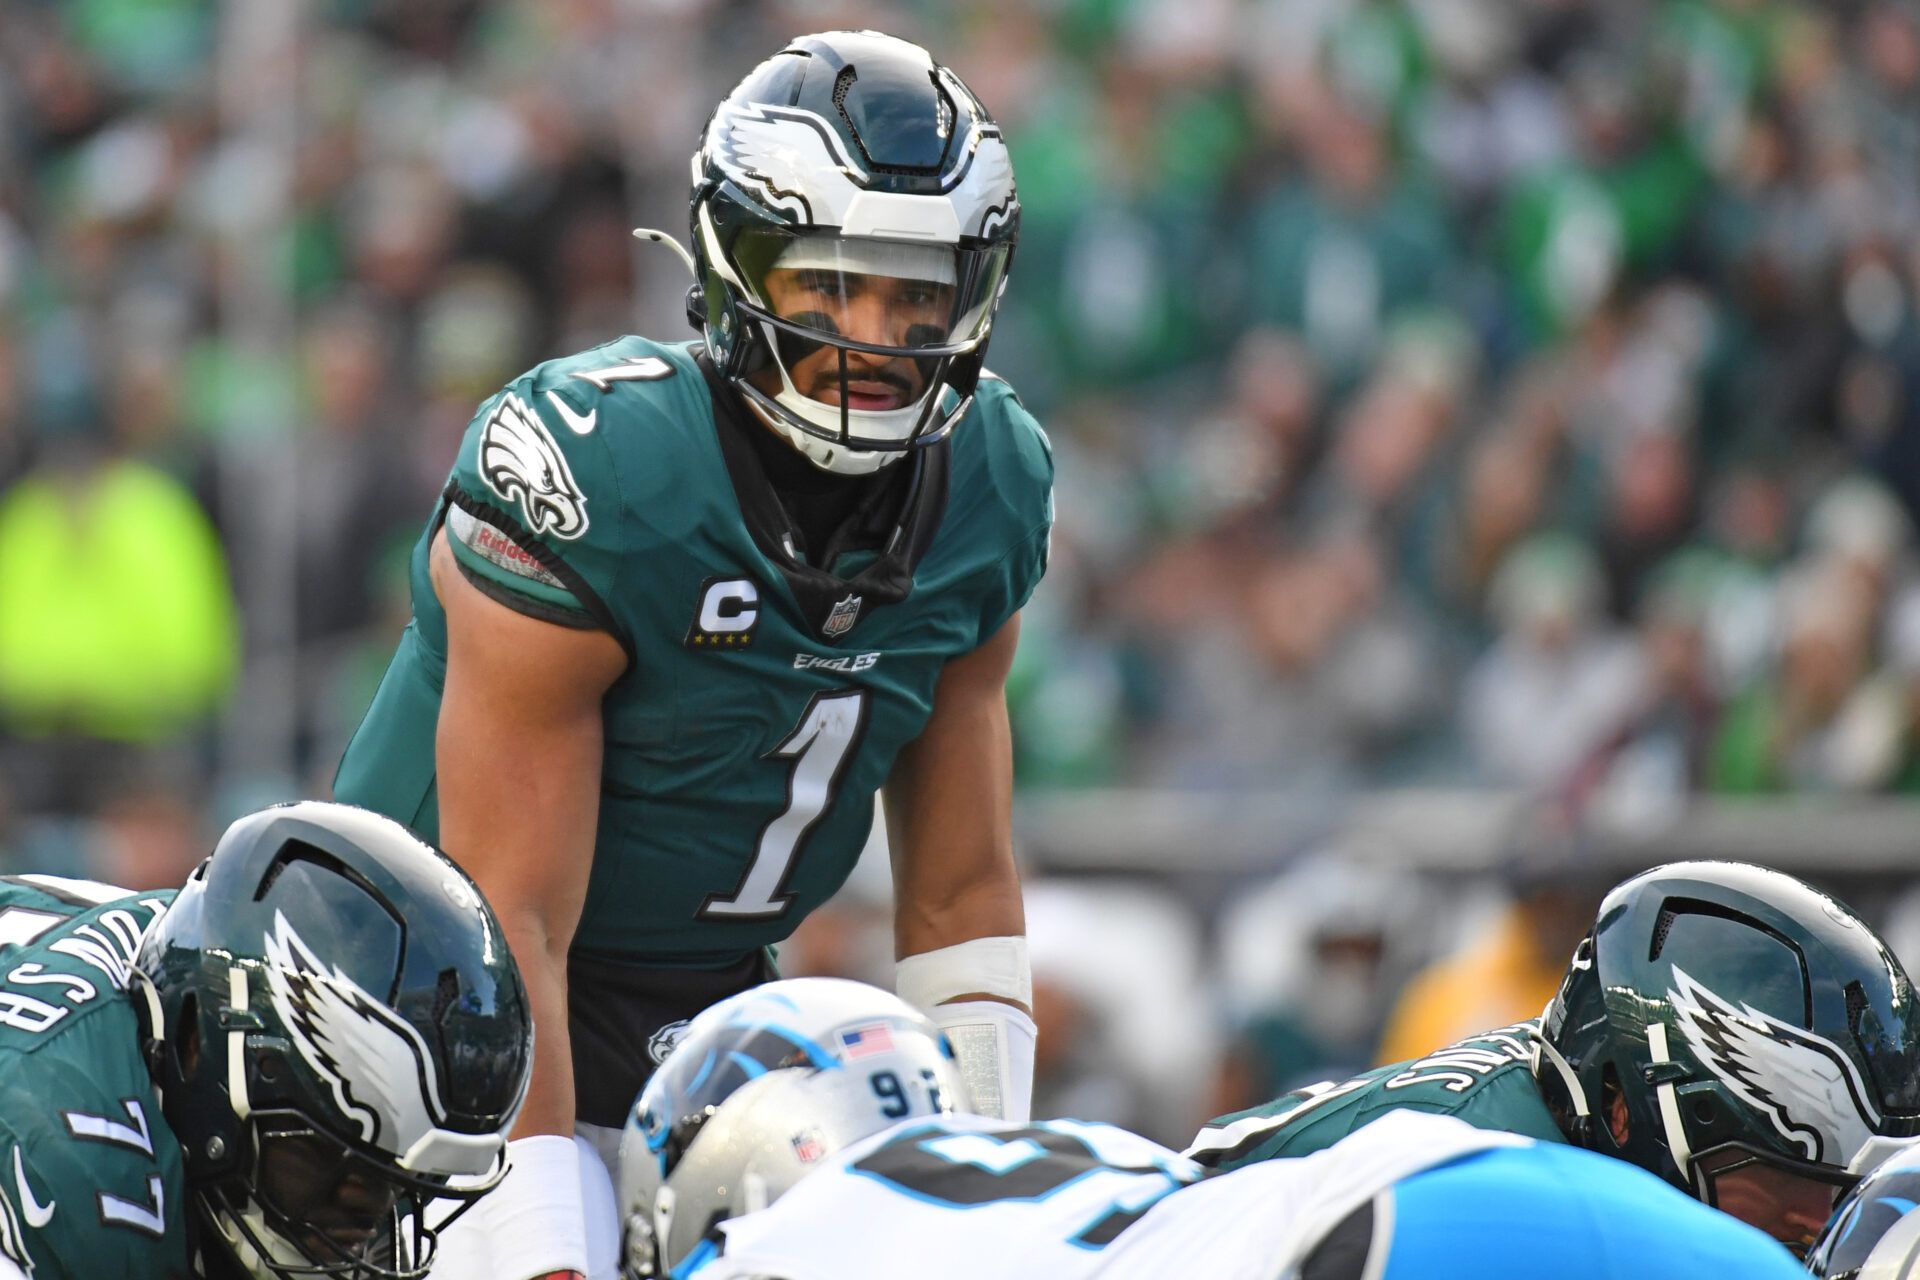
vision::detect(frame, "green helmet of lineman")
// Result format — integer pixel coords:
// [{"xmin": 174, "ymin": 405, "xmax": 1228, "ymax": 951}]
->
[
  {"xmin": 137, "ymin": 802, "xmax": 535, "ymax": 1278},
  {"xmin": 1537, "ymin": 863, "xmax": 1920, "ymax": 1235}
]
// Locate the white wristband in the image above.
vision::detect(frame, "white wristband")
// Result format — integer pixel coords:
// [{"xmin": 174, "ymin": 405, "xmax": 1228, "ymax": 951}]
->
[
  {"xmin": 897, "ymin": 937, "xmax": 1036, "ymax": 1122},
  {"xmin": 895, "ymin": 935, "xmax": 1033, "ymax": 1011},
  {"xmin": 929, "ymin": 999, "xmax": 1037, "ymax": 1122},
  {"xmin": 484, "ymin": 1134, "xmax": 590, "ymax": 1280}
]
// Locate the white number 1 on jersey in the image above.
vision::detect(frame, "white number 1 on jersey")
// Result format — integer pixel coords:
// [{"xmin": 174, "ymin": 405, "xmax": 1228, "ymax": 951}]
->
[{"xmin": 699, "ymin": 690, "xmax": 870, "ymax": 920}]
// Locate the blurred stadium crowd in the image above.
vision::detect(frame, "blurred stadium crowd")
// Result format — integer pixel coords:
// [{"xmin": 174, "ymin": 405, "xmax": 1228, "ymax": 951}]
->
[{"xmin": 4, "ymin": 0, "xmax": 1920, "ymax": 1143}]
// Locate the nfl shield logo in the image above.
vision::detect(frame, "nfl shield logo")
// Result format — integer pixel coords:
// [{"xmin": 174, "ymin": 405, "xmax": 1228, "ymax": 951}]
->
[{"xmin": 822, "ymin": 593, "xmax": 863, "ymax": 639}]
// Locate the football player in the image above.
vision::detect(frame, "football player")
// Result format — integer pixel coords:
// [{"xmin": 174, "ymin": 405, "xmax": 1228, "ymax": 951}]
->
[
  {"xmin": 614, "ymin": 977, "xmax": 1806, "ymax": 1279},
  {"xmin": 332, "ymin": 28, "xmax": 1046, "ymax": 1279},
  {"xmin": 1186, "ymin": 861, "xmax": 1920, "ymax": 1257},
  {"xmin": 0, "ymin": 800, "xmax": 534, "ymax": 1279}
]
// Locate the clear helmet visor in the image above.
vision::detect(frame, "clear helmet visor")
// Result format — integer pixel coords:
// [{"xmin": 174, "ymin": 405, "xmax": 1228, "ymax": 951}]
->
[
  {"xmin": 704, "ymin": 218, "xmax": 1013, "ymax": 467},
  {"xmin": 731, "ymin": 227, "xmax": 1010, "ymax": 354}
]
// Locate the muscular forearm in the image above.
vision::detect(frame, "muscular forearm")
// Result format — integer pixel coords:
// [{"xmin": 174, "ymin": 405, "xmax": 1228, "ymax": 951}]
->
[
  {"xmin": 430, "ymin": 530, "xmax": 618, "ymax": 1141},
  {"xmin": 887, "ymin": 773, "xmax": 1024, "ymax": 1006},
  {"xmin": 892, "ymin": 878, "xmax": 1025, "ymax": 980},
  {"xmin": 500, "ymin": 917, "xmax": 577, "ymax": 1137},
  {"xmin": 438, "ymin": 766, "xmax": 594, "ymax": 1138},
  {"xmin": 885, "ymin": 613, "xmax": 1025, "ymax": 1001},
  {"xmin": 437, "ymin": 757, "xmax": 593, "ymax": 1140}
]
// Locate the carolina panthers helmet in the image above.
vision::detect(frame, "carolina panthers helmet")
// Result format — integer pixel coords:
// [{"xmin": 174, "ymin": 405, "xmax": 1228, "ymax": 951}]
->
[
  {"xmin": 1536, "ymin": 862, "xmax": 1920, "ymax": 1239},
  {"xmin": 688, "ymin": 30, "xmax": 1019, "ymax": 475},
  {"xmin": 617, "ymin": 977, "xmax": 966, "ymax": 1277},
  {"xmin": 133, "ymin": 801, "xmax": 534, "ymax": 1279},
  {"xmin": 1809, "ymin": 1140, "xmax": 1920, "ymax": 1278}
]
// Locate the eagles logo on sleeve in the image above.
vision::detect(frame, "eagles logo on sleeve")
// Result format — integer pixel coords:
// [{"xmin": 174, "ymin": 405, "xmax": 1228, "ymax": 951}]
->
[{"xmin": 478, "ymin": 392, "xmax": 590, "ymax": 541}]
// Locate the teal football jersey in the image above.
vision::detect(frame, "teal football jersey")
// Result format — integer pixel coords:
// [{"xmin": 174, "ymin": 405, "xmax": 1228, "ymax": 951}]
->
[
  {"xmin": 335, "ymin": 338, "xmax": 1053, "ymax": 966},
  {"xmin": 0, "ymin": 878, "xmax": 188, "ymax": 1279},
  {"xmin": 1185, "ymin": 1021, "xmax": 1570, "ymax": 1172}
]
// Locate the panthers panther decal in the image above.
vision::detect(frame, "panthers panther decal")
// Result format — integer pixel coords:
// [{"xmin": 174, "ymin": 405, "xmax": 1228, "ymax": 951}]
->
[{"xmin": 478, "ymin": 392, "xmax": 589, "ymax": 540}]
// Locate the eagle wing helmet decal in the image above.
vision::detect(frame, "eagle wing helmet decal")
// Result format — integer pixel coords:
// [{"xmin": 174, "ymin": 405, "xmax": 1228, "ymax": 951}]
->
[
  {"xmin": 704, "ymin": 102, "xmax": 870, "ymax": 228},
  {"xmin": 1668, "ymin": 964, "xmax": 1882, "ymax": 1165},
  {"xmin": 478, "ymin": 392, "xmax": 589, "ymax": 540},
  {"xmin": 705, "ymin": 97, "xmax": 1016, "ymax": 240},
  {"xmin": 263, "ymin": 911, "xmax": 450, "ymax": 1154},
  {"xmin": 933, "ymin": 67, "xmax": 1018, "ymax": 239}
]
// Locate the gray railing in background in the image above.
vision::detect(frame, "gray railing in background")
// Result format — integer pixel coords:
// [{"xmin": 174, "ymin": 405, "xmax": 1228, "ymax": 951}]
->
[{"xmin": 1015, "ymin": 790, "xmax": 1920, "ymax": 879}]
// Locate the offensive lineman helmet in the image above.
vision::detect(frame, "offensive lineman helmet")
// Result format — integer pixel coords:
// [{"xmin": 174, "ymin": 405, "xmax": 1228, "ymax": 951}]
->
[
  {"xmin": 617, "ymin": 978, "xmax": 966, "ymax": 1277},
  {"xmin": 1808, "ymin": 1140, "xmax": 1920, "ymax": 1279},
  {"xmin": 133, "ymin": 802, "xmax": 534, "ymax": 1279},
  {"xmin": 689, "ymin": 30, "xmax": 1019, "ymax": 475},
  {"xmin": 1536, "ymin": 862, "xmax": 1920, "ymax": 1251}
]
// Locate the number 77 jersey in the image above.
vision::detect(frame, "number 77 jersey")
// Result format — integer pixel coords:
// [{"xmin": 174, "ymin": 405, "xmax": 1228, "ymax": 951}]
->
[
  {"xmin": 0, "ymin": 879, "xmax": 188, "ymax": 1279},
  {"xmin": 333, "ymin": 336, "xmax": 1053, "ymax": 967}
]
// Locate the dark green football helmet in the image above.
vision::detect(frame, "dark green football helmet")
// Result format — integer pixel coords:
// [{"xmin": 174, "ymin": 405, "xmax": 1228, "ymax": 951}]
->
[
  {"xmin": 1537, "ymin": 862, "xmax": 1920, "ymax": 1249},
  {"xmin": 133, "ymin": 801, "xmax": 534, "ymax": 1280},
  {"xmin": 688, "ymin": 30, "xmax": 1019, "ymax": 475}
]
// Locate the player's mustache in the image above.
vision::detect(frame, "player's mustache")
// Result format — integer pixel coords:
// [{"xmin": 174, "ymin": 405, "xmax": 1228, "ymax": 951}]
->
[
  {"xmin": 770, "ymin": 315, "xmax": 926, "ymax": 400},
  {"xmin": 823, "ymin": 366, "xmax": 914, "ymax": 396}
]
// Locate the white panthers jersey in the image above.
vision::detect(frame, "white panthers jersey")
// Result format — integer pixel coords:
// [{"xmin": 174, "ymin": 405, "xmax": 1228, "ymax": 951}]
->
[{"xmin": 689, "ymin": 1110, "xmax": 1528, "ymax": 1280}]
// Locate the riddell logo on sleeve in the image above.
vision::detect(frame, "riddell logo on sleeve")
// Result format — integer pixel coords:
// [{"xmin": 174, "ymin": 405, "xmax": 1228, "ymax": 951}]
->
[
  {"xmin": 472, "ymin": 525, "xmax": 543, "ymax": 574},
  {"xmin": 447, "ymin": 506, "xmax": 566, "ymax": 588}
]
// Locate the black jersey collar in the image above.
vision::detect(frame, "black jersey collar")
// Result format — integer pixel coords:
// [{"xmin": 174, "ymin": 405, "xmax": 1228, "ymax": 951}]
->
[{"xmin": 699, "ymin": 353, "xmax": 950, "ymax": 644}]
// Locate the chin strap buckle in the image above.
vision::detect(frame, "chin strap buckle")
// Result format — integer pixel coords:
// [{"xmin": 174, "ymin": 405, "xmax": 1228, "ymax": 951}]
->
[{"xmin": 1642, "ymin": 1060, "xmax": 1691, "ymax": 1086}]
